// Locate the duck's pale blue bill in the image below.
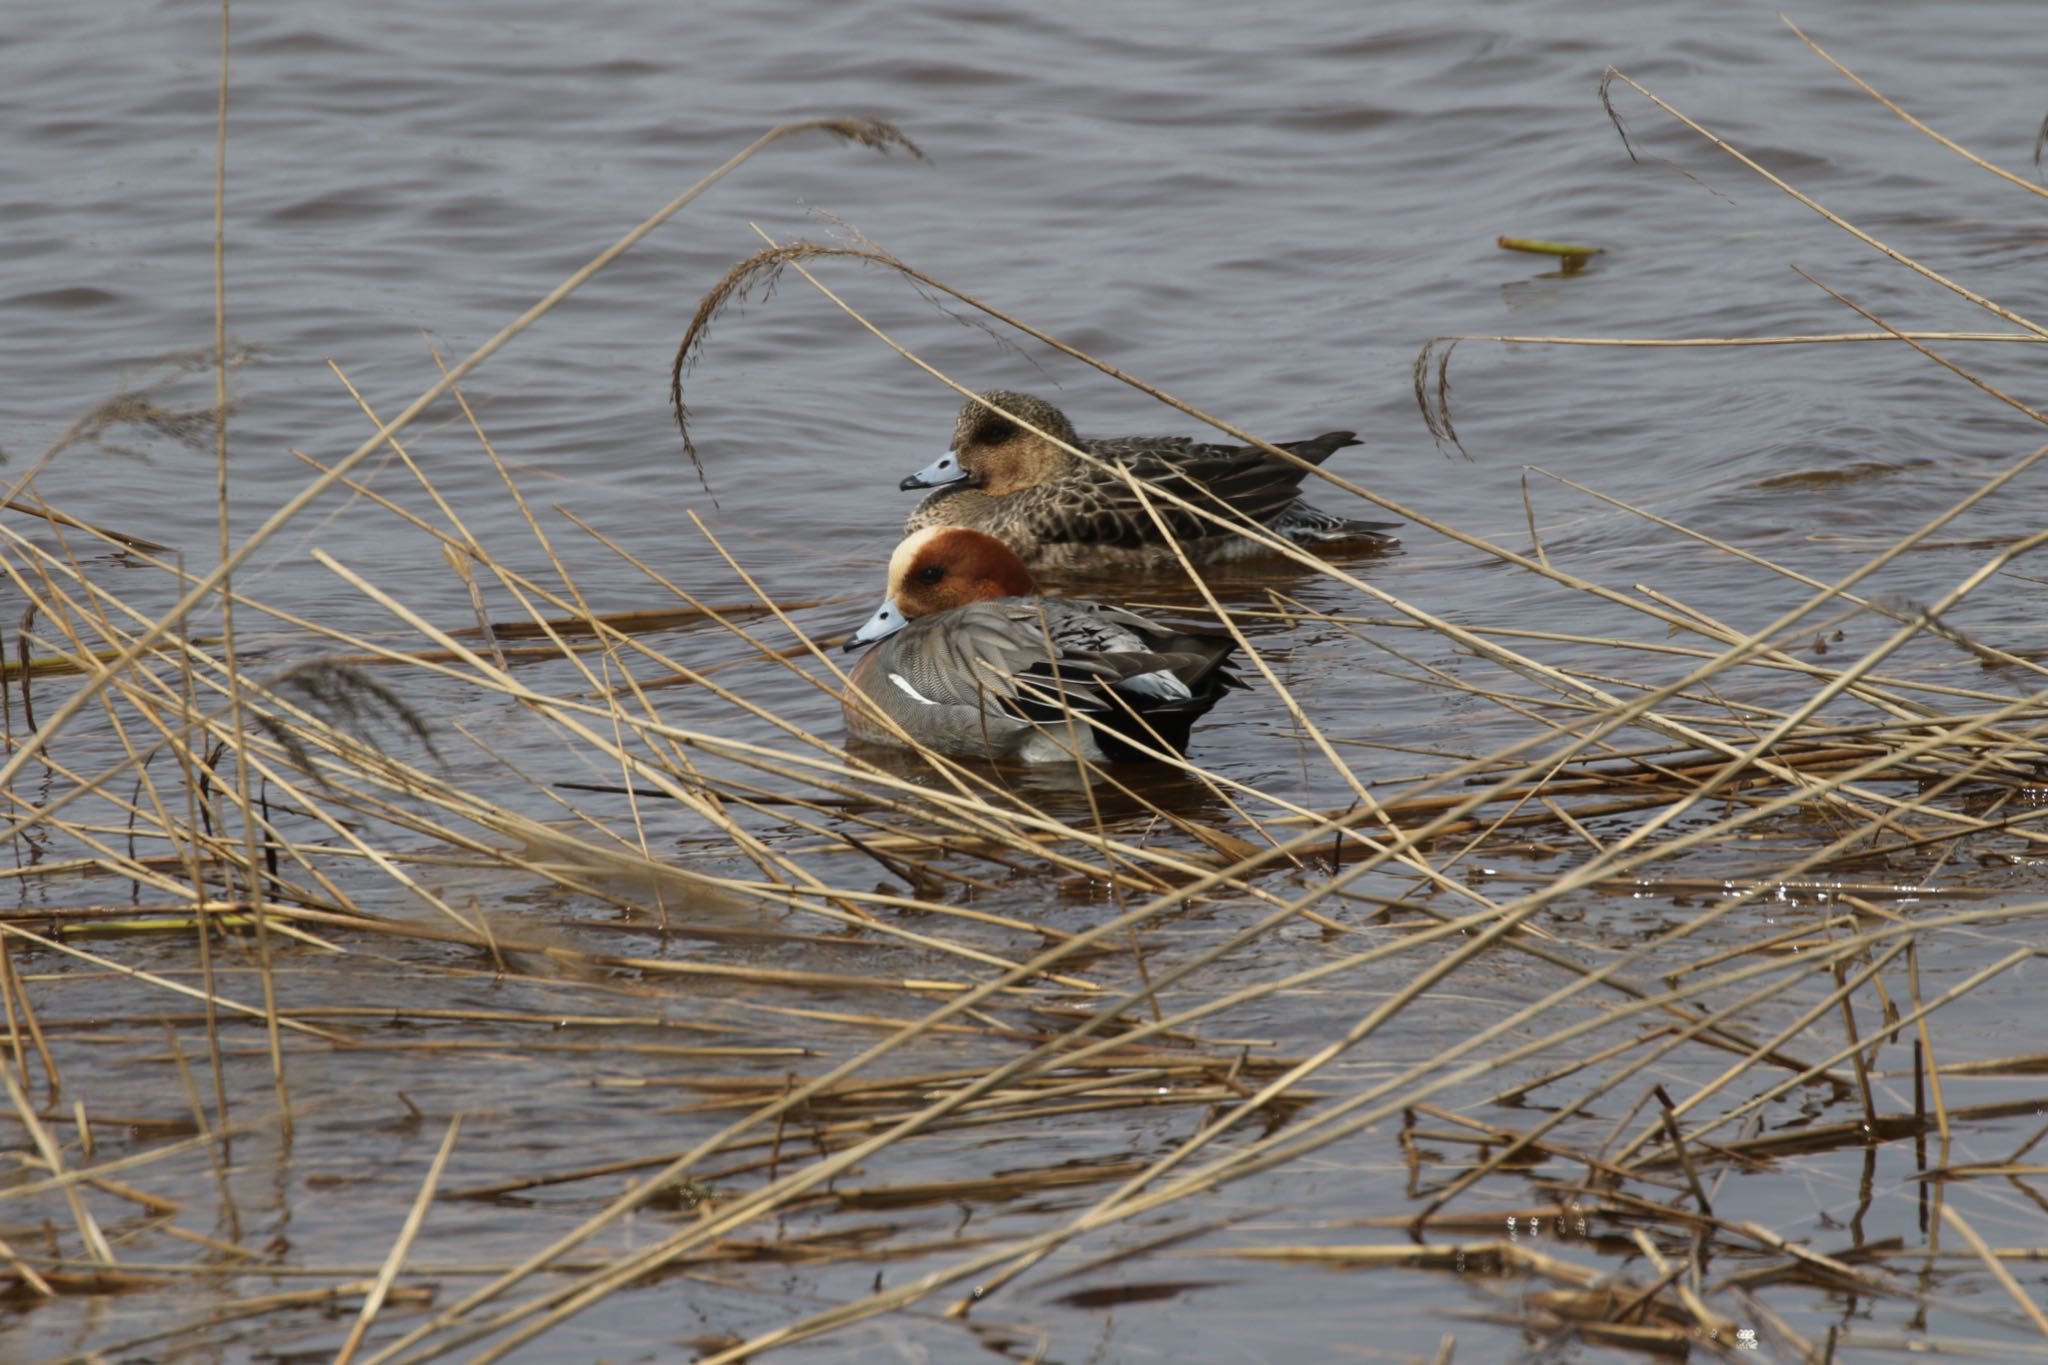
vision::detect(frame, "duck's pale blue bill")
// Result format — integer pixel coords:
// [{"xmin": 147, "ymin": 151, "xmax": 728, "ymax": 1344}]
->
[
  {"xmin": 899, "ymin": 449, "xmax": 967, "ymax": 491},
  {"xmin": 844, "ymin": 596, "xmax": 907, "ymax": 652}
]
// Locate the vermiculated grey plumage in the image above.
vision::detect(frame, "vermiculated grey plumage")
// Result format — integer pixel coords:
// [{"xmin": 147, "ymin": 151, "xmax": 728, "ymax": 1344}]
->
[{"xmin": 848, "ymin": 597, "xmax": 1242, "ymax": 761}]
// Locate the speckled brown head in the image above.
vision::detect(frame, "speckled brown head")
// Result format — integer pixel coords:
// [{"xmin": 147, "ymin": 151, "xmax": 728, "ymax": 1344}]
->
[
  {"xmin": 844, "ymin": 528, "xmax": 1038, "ymax": 650},
  {"xmin": 899, "ymin": 391, "xmax": 1081, "ymax": 497}
]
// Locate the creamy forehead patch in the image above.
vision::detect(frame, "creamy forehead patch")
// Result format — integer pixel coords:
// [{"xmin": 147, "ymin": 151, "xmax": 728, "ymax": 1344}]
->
[{"xmin": 886, "ymin": 526, "xmax": 947, "ymax": 592}]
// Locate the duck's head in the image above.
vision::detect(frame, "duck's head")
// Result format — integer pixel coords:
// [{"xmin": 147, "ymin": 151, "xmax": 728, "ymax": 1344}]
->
[
  {"xmin": 844, "ymin": 528, "xmax": 1037, "ymax": 651},
  {"xmin": 898, "ymin": 391, "xmax": 1080, "ymax": 496}
]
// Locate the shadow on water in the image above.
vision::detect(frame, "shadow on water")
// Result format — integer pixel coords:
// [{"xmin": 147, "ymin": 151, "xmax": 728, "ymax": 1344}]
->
[{"xmin": 842, "ymin": 735, "xmax": 1249, "ymax": 829}]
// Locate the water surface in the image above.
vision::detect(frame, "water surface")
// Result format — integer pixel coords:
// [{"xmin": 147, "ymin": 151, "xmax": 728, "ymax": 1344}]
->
[{"xmin": 6, "ymin": 1, "xmax": 2048, "ymax": 1360}]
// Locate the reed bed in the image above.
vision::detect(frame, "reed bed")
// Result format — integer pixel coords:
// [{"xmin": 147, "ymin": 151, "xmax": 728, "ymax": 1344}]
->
[{"xmin": 7, "ymin": 25, "xmax": 2048, "ymax": 1365}]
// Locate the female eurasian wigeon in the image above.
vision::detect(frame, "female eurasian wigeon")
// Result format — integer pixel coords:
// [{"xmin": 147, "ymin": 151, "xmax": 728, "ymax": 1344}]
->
[
  {"xmin": 899, "ymin": 391, "xmax": 1400, "ymax": 565},
  {"xmin": 841, "ymin": 527, "xmax": 1243, "ymax": 762}
]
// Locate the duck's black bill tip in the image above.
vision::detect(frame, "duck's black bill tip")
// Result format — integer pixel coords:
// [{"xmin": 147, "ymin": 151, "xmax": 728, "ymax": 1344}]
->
[
  {"xmin": 898, "ymin": 474, "xmax": 930, "ymax": 491},
  {"xmin": 841, "ymin": 637, "xmax": 869, "ymax": 654}
]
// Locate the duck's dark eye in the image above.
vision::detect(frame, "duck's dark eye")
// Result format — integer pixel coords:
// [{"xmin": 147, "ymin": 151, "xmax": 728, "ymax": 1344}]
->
[
  {"xmin": 976, "ymin": 417, "xmax": 1015, "ymax": 446},
  {"xmin": 917, "ymin": 565, "xmax": 946, "ymax": 586}
]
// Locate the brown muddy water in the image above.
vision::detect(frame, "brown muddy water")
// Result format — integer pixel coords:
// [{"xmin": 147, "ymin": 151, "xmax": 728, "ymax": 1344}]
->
[{"xmin": 7, "ymin": 1, "xmax": 2048, "ymax": 1361}]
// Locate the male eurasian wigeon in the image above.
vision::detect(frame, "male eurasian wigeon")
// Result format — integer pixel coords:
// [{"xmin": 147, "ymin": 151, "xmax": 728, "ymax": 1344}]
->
[
  {"xmin": 841, "ymin": 527, "xmax": 1243, "ymax": 762},
  {"xmin": 899, "ymin": 391, "xmax": 1400, "ymax": 566}
]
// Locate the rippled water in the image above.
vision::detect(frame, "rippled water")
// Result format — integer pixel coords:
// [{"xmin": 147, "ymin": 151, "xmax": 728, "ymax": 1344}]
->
[{"xmin": 8, "ymin": 0, "xmax": 2048, "ymax": 1359}]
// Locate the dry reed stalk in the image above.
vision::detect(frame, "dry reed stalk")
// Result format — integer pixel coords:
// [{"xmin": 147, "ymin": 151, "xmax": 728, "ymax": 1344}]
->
[
  {"xmin": 1929, "ymin": 1207, "xmax": 2048, "ymax": 1337},
  {"xmin": 0, "ymin": 1231, "xmax": 56, "ymax": 1298},
  {"xmin": 169, "ymin": 563, "xmax": 233, "ymax": 1136},
  {"xmin": 1781, "ymin": 16, "xmax": 2048, "ymax": 202},
  {"xmin": 1906, "ymin": 942, "xmax": 1952, "ymax": 1146},
  {"xmin": 1602, "ymin": 69, "xmax": 2046, "ymax": 341},
  {"xmin": 199, "ymin": 0, "xmax": 291, "ymax": 1133},
  {"xmin": 0, "ymin": 497, "xmax": 170, "ymax": 552},
  {"xmin": 333, "ymin": 1113, "xmax": 463, "ymax": 1365},
  {"xmin": 163, "ymin": 1026, "xmax": 238, "ymax": 1242},
  {"xmin": 0, "ymin": 931, "xmax": 57, "ymax": 1092},
  {"xmin": 0, "ymin": 924, "xmax": 348, "ymax": 1043},
  {"xmin": 2, "ymin": 1060, "xmax": 114, "ymax": 1265},
  {"xmin": 1796, "ymin": 268, "xmax": 2048, "ymax": 438},
  {"xmin": 0, "ymin": 1106, "xmax": 287, "ymax": 1213}
]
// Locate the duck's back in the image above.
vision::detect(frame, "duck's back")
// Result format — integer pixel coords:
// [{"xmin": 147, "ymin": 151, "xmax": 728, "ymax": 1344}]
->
[
  {"xmin": 904, "ymin": 429, "xmax": 1393, "ymax": 559},
  {"xmin": 845, "ymin": 597, "xmax": 1240, "ymax": 760}
]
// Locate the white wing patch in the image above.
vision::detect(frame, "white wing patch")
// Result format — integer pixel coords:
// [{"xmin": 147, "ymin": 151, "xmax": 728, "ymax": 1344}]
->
[
  {"xmin": 888, "ymin": 672, "xmax": 938, "ymax": 706},
  {"xmin": 1117, "ymin": 668, "xmax": 1191, "ymax": 701}
]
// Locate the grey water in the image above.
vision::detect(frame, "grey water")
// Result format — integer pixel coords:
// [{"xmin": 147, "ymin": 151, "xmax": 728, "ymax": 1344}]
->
[{"xmin": 6, "ymin": 0, "xmax": 2048, "ymax": 1359}]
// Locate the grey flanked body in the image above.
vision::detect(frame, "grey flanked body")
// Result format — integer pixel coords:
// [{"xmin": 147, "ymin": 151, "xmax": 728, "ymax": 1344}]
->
[
  {"xmin": 842, "ymin": 527, "xmax": 1243, "ymax": 763},
  {"xmin": 899, "ymin": 390, "xmax": 1401, "ymax": 566},
  {"xmin": 847, "ymin": 597, "xmax": 1242, "ymax": 762}
]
